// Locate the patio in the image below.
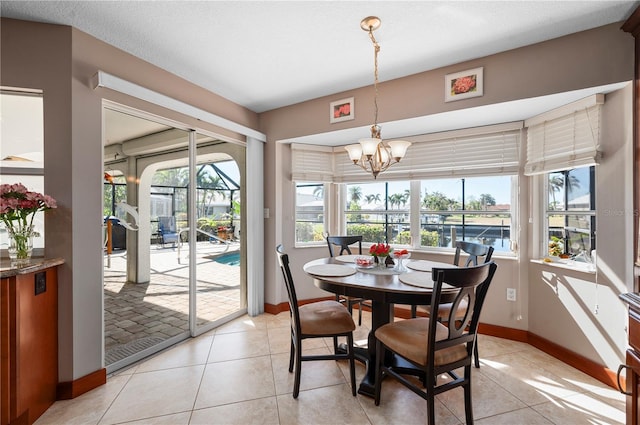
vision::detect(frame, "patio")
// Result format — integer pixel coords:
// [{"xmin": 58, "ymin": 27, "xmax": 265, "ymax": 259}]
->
[{"xmin": 103, "ymin": 240, "xmax": 242, "ymax": 365}]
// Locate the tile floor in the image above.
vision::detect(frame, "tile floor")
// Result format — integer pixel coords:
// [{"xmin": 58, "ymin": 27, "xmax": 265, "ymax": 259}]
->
[{"xmin": 36, "ymin": 311, "xmax": 625, "ymax": 425}]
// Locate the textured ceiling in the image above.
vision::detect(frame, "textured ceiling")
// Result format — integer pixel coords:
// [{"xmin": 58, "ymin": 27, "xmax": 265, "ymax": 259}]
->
[{"xmin": 2, "ymin": 1, "xmax": 638, "ymax": 113}]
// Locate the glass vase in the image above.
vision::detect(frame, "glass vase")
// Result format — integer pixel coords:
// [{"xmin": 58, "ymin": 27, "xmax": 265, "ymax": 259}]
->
[
  {"xmin": 376, "ymin": 255, "xmax": 388, "ymax": 270},
  {"xmin": 7, "ymin": 225, "xmax": 35, "ymax": 266}
]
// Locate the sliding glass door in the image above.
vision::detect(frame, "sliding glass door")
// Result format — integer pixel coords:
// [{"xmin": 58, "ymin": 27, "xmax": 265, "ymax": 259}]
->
[{"xmin": 103, "ymin": 106, "xmax": 245, "ymax": 372}]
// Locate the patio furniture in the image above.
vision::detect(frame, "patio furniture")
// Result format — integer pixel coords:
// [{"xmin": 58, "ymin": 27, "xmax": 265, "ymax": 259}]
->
[{"xmin": 158, "ymin": 216, "xmax": 179, "ymax": 247}]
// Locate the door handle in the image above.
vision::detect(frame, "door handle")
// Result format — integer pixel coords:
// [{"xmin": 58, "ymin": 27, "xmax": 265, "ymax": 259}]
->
[{"xmin": 618, "ymin": 364, "xmax": 632, "ymax": 395}]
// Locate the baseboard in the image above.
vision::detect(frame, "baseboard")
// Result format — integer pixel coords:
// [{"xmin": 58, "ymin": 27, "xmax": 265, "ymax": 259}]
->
[
  {"xmin": 264, "ymin": 297, "xmax": 335, "ymax": 314},
  {"xmin": 57, "ymin": 368, "xmax": 107, "ymax": 400},
  {"xmin": 527, "ymin": 332, "xmax": 621, "ymax": 389},
  {"xmin": 264, "ymin": 302, "xmax": 621, "ymax": 389}
]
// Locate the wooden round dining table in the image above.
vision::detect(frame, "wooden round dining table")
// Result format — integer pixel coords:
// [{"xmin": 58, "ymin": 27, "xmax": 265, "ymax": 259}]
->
[{"xmin": 303, "ymin": 256, "xmax": 456, "ymax": 397}]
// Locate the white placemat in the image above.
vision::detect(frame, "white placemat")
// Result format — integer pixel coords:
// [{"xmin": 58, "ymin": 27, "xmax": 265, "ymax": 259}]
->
[
  {"xmin": 399, "ymin": 272, "xmax": 433, "ymax": 288},
  {"xmin": 406, "ymin": 260, "xmax": 456, "ymax": 272},
  {"xmin": 357, "ymin": 267, "xmax": 401, "ymax": 275},
  {"xmin": 305, "ymin": 264, "xmax": 356, "ymax": 277},
  {"xmin": 335, "ymin": 255, "xmax": 359, "ymax": 263}
]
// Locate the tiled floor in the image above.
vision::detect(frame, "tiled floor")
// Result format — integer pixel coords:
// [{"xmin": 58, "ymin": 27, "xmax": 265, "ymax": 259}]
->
[{"xmin": 36, "ymin": 311, "xmax": 625, "ymax": 425}]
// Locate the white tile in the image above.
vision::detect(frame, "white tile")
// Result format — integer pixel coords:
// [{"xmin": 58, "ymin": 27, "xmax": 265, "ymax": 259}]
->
[{"xmin": 99, "ymin": 365, "xmax": 204, "ymax": 424}]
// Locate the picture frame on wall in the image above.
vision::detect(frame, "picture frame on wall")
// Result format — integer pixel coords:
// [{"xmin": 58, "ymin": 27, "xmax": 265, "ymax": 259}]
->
[
  {"xmin": 445, "ymin": 67, "xmax": 483, "ymax": 102},
  {"xmin": 330, "ymin": 97, "xmax": 355, "ymax": 123}
]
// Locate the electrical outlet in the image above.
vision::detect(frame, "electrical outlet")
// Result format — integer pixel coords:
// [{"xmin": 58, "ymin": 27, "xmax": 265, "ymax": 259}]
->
[{"xmin": 506, "ymin": 288, "xmax": 516, "ymax": 302}]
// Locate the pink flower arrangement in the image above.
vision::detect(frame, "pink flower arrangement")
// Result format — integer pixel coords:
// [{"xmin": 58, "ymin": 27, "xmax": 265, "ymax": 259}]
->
[
  {"xmin": 369, "ymin": 243, "xmax": 392, "ymax": 257},
  {"xmin": 0, "ymin": 183, "xmax": 57, "ymax": 234}
]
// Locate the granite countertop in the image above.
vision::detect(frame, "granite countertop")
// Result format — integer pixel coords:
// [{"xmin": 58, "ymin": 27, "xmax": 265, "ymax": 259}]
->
[{"xmin": 0, "ymin": 257, "xmax": 65, "ymax": 278}]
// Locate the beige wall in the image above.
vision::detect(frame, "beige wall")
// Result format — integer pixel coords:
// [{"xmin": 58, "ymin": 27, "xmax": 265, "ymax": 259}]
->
[
  {"xmin": 1, "ymin": 18, "xmax": 259, "ymax": 382},
  {"xmin": 528, "ymin": 84, "xmax": 633, "ymax": 371}
]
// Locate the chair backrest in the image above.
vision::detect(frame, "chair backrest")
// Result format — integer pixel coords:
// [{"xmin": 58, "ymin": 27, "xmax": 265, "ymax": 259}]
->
[
  {"xmin": 326, "ymin": 235, "xmax": 363, "ymax": 257},
  {"xmin": 276, "ymin": 245, "xmax": 302, "ymax": 334},
  {"xmin": 158, "ymin": 216, "xmax": 177, "ymax": 233},
  {"xmin": 453, "ymin": 241, "xmax": 494, "ymax": 267},
  {"xmin": 429, "ymin": 262, "xmax": 497, "ymax": 368}
]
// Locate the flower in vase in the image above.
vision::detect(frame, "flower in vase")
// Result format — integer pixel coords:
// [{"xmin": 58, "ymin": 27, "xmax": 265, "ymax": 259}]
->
[
  {"xmin": 1, "ymin": 183, "xmax": 57, "ymax": 261},
  {"xmin": 369, "ymin": 243, "xmax": 392, "ymax": 258}
]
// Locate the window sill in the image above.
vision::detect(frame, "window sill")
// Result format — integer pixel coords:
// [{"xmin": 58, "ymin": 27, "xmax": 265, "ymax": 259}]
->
[{"xmin": 530, "ymin": 258, "xmax": 596, "ymax": 274}]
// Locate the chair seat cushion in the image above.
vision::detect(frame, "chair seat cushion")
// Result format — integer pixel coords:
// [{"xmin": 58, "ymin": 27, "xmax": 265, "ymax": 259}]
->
[
  {"xmin": 299, "ymin": 300, "xmax": 356, "ymax": 335},
  {"xmin": 375, "ymin": 318, "xmax": 467, "ymax": 366}
]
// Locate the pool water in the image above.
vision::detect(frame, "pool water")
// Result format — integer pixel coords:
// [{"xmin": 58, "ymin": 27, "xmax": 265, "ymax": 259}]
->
[{"xmin": 214, "ymin": 252, "xmax": 241, "ymax": 266}]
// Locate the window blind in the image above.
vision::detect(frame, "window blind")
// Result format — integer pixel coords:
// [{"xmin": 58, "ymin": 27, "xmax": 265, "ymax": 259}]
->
[
  {"xmin": 291, "ymin": 143, "xmax": 335, "ymax": 182},
  {"xmin": 334, "ymin": 127, "xmax": 521, "ymax": 182},
  {"xmin": 524, "ymin": 95, "xmax": 603, "ymax": 176}
]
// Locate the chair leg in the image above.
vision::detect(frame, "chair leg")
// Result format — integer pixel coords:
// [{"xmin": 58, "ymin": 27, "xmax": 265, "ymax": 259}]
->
[
  {"xmin": 464, "ymin": 379, "xmax": 474, "ymax": 424},
  {"xmin": 293, "ymin": 338, "xmax": 302, "ymax": 399},
  {"xmin": 288, "ymin": 332, "xmax": 295, "ymax": 373},
  {"xmin": 474, "ymin": 340, "xmax": 480, "ymax": 368},
  {"xmin": 427, "ymin": 393, "xmax": 436, "ymax": 425},
  {"xmin": 357, "ymin": 301, "xmax": 362, "ymax": 326},
  {"xmin": 333, "ymin": 336, "xmax": 339, "ymax": 355},
  {"xmin": 346, "ymin": 333, "xmax": 356, "ymax": 396},
  {"xmin": 411, "ymin": 305, "xmax": 417, "ymax": 318}
]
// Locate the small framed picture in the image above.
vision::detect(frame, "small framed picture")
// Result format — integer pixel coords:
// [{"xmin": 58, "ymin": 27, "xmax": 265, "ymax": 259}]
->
[
  {"xmin": 330, "ymin": 97, "xmax": 355, "ymax": 123},
  {"xmin": 445, "ymin": 67, "xmax": 483, "ymax": 102}
]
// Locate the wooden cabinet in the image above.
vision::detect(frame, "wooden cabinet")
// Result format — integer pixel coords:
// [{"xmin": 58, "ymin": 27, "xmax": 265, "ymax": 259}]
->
[
  {"xmin": 1, "ymin": 261, "xmax": 61, "ymax": 425},
  {"xmin": 621, "ymin": 293, "xmax": 640, "ymax": 425}
]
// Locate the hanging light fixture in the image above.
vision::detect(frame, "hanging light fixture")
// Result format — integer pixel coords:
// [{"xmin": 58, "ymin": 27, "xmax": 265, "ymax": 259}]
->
[{"xmin": 344, "ymin": 16, "xmax": 411, "ymax": 179}]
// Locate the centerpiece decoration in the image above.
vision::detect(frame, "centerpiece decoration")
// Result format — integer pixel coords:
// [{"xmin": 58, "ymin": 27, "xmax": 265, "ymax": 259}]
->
[
  {"xmin": 0, "ymin": 183, "xmax": 57, "ymax": 266},
  {"xmin": 369, "ymin": 243, "xmax": 392, "ymax": 269},
  {"xmin": 390, "ymin": 248, "xmax": 411, "ymax": 272}
]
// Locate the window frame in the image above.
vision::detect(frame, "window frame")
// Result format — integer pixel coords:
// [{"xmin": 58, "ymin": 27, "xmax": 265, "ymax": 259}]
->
[
  {"xmin": 544, "ymin": 166, "xmax": 596, "ymax": 258},
  {"xmin": 294, "ymin": 181, "xmax": 328, "ymax": 246}
]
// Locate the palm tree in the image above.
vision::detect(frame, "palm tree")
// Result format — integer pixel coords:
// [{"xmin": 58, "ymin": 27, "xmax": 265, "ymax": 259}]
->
[
  {"xmin": 349, "ymin": 186, "xmax": 362, "ymax": 205},
  {"xmin": 313, "ymin": 185, "xmax": 324, "ymax": 199},
  {"xmin": 548, "ymin": 175, "xmax": 564, "ymax": 210},
  {"xmin": 365, "ymin": 193, "xmax": 381, "ymax": 206}
]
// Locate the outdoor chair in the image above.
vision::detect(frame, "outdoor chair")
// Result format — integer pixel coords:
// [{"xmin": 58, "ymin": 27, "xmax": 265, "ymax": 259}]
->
[
  {"xmin": 374, "ymin": 262, "xmax": 498, "ymax": 425},
  {"xmin": 326, "ymin": 234, "xmax": 371, "ymax": 326},
  {"xmin": 276, "ymin": 244, "xmax": 357, "ymax": 398},
  {"xmin": 158, "ymin": 216, "xmax": 179, "ymax": 247}
]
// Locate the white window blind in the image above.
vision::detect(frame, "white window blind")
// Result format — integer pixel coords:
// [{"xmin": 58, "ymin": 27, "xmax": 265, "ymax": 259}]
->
[
  {"xmin": 291, "ymin": 143, "xmax": 335, "ymax": 182},
  {"xmin": 524, "ymin": 94, "xmax": 603, "ymax": 176},
  {"xmin": 334, "ymin": 125, "xmax": 521, "ymax": 182}
]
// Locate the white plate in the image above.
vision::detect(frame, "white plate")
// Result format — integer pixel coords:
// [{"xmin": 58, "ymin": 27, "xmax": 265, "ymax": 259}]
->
[
  {"xmin": 335, "ymin": 255, "xmax": 360, "ymax": 263},
  {"xmin": 305, "ymin": 264, "xmax": 356, "ymax": 277},
  {"xmin": 399, "ymin": 272, "xmax": 433, "ymax": 288},
  {"xmin": 406, "ymin": 260, "xmax": 456, "ymax": 272}
]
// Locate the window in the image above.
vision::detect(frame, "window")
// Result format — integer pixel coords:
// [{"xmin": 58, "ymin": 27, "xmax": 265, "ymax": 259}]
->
[
  {"xmin": 344, "ymin": 181, "xmax": 410, "ymax": 244},
  {"xmin": 295, "ymin": 182, "xmax": 325, "ymax": 243},
  {"xmin": 342, "ymin": 177, "xmax": 514, "ymax": 252},
  {"xmin": 420, "ymin": 176, "xmax": 513, "ymax": 252},
  {"xmin": 546, "ymin": 166, "xmax": 595, "ymax": 257}
]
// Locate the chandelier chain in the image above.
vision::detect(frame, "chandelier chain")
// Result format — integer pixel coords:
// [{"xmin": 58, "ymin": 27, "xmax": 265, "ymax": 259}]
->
[{"xmin": 368, "ymin": 26, "xmax": 380, "ymax": 133}]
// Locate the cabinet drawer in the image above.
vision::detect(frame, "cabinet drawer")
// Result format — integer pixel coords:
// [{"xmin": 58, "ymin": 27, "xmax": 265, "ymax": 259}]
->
[{"xmin": 630, "ymin": 310, "xmax": 640, "ymax": 353}]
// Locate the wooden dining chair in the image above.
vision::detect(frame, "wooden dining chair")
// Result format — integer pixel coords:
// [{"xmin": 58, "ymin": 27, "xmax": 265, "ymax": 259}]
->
[
  {"xmin": 275, "ymin": 244, "xmax": 357, "ymax": 398},
  {"xmin": 325, "ymin": 234, "xmax": 371, "ymax": 326},
  {"xmin": 411, "ymin": 241, "xmax": 494, "ymax": 368},
  {"xmin": 374, "ymin": 262, "xmax": 498, "ymax": 425}
]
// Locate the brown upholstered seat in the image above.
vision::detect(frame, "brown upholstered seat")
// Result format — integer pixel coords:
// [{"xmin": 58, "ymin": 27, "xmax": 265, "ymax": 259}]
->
[
  {"xmin": 375, "ymin": 262, "xmax": 498, "ymax": 425},
  {"xmin": 276, "ymin": 244, "xmax": 357, "ymax": 399}
]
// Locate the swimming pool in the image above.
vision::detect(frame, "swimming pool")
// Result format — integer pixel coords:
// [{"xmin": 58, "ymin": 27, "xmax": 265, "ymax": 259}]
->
[{"xmin": 214, "ymin": 251, "xmax": 241, "ymax": 266}]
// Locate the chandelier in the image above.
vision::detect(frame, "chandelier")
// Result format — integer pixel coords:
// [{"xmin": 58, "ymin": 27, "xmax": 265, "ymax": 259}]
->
[{"xmin": 344, "ymin": 16, "xmax": 411, "ymax": 179}]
